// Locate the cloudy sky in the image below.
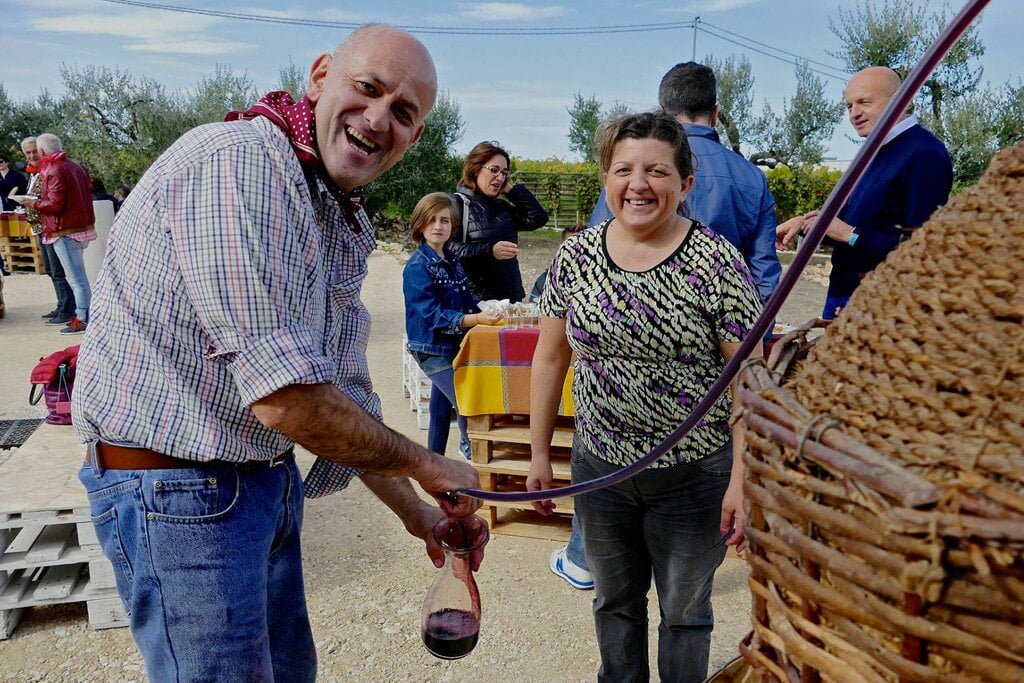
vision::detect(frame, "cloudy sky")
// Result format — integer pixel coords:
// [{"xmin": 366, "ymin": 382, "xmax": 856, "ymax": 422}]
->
[{"xmin": 6, "ymin": 0, "xmax": 1019, "ymax": 161}]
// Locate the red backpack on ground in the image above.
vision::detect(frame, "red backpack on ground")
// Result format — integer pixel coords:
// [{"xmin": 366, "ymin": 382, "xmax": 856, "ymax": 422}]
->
[{"xmin": 28, "ymin": 345, "xmax": 80, "ymax": 425}]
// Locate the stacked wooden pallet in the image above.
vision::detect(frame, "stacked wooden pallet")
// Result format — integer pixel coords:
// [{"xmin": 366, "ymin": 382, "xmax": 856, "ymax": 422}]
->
[
  {"xmin": 467, "ymin": 414, "xmax": 576, "ymax": 541},
  {"xmin": 0, "ymin": 236, "xmax": 45, "ymax": 274},
  {"xmin": 0, "ymin": 509, "xmax": 125, "ymax": 638},
  {"xmin": 0, "ymin": 423, "xmax": 127, "ymax": 639}
]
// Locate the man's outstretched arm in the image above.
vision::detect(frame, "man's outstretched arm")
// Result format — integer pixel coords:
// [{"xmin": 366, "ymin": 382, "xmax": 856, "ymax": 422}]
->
[{"xmin": 251, "ymin": 382, "xmax": 481, "ymax": 518}]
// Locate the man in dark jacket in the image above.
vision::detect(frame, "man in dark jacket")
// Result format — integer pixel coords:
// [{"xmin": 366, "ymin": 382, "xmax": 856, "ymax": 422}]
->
[
  {"xmin": 0, "ymin": 154, "xmax": 28, "ymax": 275},
  {"xmin": 777, "ymin": 67, "xmax": 952, "ymax": 319},
  {"xmin": 0, "ymin": 154, "xmax": 27, "ymax": 211},
  {"xmin": 17, "ymin": 133, "xmax": 97, "ymax": 334}
]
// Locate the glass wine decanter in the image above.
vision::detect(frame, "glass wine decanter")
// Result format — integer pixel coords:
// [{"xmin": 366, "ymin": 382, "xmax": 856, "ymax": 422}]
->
[{"xmin": 421, "ymin": 515, "xmax": 489, "ymax": 660}]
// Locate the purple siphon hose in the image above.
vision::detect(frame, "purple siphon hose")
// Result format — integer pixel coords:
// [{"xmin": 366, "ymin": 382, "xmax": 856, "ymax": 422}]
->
[{"xmin": 456, "ymin": 0, "xmax": 992, "ymax": 504}]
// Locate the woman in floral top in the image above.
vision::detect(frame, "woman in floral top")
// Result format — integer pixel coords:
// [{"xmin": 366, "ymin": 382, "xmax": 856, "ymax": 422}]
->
[{"xmin": 527, "ymin": 112, "xmax": 762, "ymax": 682}]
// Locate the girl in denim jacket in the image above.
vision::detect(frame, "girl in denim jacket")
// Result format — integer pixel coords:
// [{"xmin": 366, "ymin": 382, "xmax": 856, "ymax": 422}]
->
[{"xmin": 403, "ymin": 193, "xmax": 502, "ymax": 458}]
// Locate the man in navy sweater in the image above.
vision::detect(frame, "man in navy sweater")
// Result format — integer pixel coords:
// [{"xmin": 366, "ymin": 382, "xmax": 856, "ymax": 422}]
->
[
  {"xmin": 590, "ymin": 62, "xmax": 781, "ymax": 303},
  {"xmin": 777, "ymin": 66, "xmax": 953, "ymax": 319}
]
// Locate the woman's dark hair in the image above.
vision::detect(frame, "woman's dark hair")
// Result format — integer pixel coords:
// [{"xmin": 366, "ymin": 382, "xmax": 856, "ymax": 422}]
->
[
  {"xmin": 0, "ymin": 155, "xmax": 9, "ymax": 164},
  {"xmin": 410, "ymin": 192, "xmax": 458, "ymax": 244},
  {"xmin": 91, "ymin": 177, "xmax": 107, "ymax": 193},
  {"xmin": 597, "ymin": 111, "xmax": 694, "ymax": 178},
  {"xmin": 562, "ymin": 222, "xmax": 586, "ymax": 241},
  {"xmin": 459, "ymin": 141, "xmax": 511, "ymax": 192}
]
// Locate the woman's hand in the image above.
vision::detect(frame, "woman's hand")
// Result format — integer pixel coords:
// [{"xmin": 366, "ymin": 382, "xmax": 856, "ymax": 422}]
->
[
  {"xmin": 719, "ymin": 477, "xmax": 747, "ymax": 554},
  {"xmin": 492, "ymin": 241, "xmax": 518, "ymax": 260},
  {"xmin": 476, "ymin": 310, "xmax": 502, "ymax": 326},
  {"xmin": 525, "ymin": 457, "xmax": 556, "ymax": 516}
]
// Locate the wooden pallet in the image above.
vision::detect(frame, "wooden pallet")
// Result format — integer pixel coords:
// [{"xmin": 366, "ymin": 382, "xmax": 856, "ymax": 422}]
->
[
  {"xmin": 0, "ymin": 518, "xmax": 126, "ymax": 638},
  {"xmin": 466, "ymin": 414, "xmax": 576, "ymax": 538},
  {"xmin": 469, "ymin": 428, "xmax": 575, "ymax": 539},
  {"xmin": 0, "ymin": 236, "xmax": 45, "ymax": 274},
  {"xmin": 466, "ymin": 414, "xmax": 575, "ymax": 464},
  {"xmin": 0, "ymin": 423, "xmax": 128, "ymax": 638}
]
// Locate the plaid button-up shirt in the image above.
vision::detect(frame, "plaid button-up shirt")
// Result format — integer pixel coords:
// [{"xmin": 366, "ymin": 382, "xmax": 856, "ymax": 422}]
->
[{"xmin": 73, "ymin": 117, "xmax": 377, "ymax": 497}]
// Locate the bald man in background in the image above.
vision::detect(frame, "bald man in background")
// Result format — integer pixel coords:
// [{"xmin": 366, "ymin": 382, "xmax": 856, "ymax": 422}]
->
[{"xmin": 777, "ymin": 66, "xmax": 952, "ymax": 319}]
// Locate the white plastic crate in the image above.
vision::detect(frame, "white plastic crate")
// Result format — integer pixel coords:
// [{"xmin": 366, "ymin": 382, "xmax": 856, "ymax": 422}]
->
[{"xmin": 401, "ymin": 343, "xmax": 432, "ymax": 430}]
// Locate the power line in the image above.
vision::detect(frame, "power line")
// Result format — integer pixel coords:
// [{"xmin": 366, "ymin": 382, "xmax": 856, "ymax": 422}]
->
[
  {"xmin": 697, "ymin": 26, "xmax": 848, "ymax": 82},
  {"xmin": 700, "ymin": 20, "xmax": 849, "ymax": 76},
  {"xmin": 95, "ymin": 0, "xmax": 696, "ymax": 35},
  {"xmin": 93, "ymin": 0, "xmax": 852, "ymax": 80}
]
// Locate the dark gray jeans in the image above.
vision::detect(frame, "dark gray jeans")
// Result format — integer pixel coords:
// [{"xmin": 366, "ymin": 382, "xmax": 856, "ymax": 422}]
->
[
  {"xmin": 39, "ymin": 236, "xmax": 76, "ymax": 317},
  {"xmin": 572, "ymin": 438, "xmax": 733, "ymax": 683}
]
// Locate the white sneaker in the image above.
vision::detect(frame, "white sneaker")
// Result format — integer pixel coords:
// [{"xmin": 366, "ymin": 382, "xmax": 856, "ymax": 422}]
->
[{"xmin": 549, "ymin": 547, "xmax": 594, "ymax": 590}]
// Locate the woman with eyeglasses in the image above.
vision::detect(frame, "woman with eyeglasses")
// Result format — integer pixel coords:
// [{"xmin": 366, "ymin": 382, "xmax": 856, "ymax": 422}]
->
[{"xmin": 450, "ymin": 141, "xmax": 548, "ymax": 302}]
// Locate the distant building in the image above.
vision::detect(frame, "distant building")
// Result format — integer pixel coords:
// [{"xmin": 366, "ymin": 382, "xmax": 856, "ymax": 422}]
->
[{"xmin": 821, "ymin": 157, "xmax": 852, "ymax": 173}]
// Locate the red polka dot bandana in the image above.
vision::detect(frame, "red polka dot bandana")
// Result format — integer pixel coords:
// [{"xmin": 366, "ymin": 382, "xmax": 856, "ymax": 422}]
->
[{"xmin": 227, "ymin": 91, "xmax": 364, "ymax": 228}]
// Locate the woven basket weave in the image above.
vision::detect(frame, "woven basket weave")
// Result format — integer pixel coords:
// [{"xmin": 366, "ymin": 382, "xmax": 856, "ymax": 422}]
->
[{"xmin": 739, "ymin": 142, "xmax": 1024, "ymax": 682}]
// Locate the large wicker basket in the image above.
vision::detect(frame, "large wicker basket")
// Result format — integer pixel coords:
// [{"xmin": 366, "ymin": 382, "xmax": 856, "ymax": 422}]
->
[{"xmin": 737, "ymin": 142, "xmax": 1024, "ymax": 682}]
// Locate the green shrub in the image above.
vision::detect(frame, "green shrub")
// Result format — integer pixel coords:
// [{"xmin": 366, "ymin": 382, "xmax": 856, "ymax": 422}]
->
[
  {"xmin": 765, "ymin": 165, "xmax": 842, "ymax": 222},
  {"xmin": 541, "ymin": 175, "xmax": 563, "ymax": 228},
  {"xmin": 512, "ymin": 158, "xmax": 599, "ymax": 175},
  {"xmin": 575, "ymin": 175, "xmax": 602, "ymax": 220}
]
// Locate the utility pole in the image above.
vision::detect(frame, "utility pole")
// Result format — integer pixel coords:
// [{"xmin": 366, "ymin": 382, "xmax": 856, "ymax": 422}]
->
[{"xmin": 692, "ymin": 16, "xmax": 700, "ymax": 61}]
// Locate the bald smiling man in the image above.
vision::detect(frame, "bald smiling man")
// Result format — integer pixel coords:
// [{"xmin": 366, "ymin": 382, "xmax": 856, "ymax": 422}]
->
[
  {"xmin": 72, "ymin": 25, "xmax": 482, "ymax": 682},
  {"xmin": 777, "ymin": 66, "xmax": 953, "ymax": 320}
]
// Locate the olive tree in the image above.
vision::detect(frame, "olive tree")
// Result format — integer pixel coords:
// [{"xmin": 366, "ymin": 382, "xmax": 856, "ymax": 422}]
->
[
  {"xmin": 828, "ymin": 0, "xmax": 984, "ymax": 138},
  {"xmin": 748, "ymin": 61, "xmax": 845, "ymax": 167},
  {"xmin": 705, "ymin": 54, "xmax": 754, "ymax": 154},
  {"xmin": 566, "ymin": 93, "xmax": 602, "ymax": 163}
]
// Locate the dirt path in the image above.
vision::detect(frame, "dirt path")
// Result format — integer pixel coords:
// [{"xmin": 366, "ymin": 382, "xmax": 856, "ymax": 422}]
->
[{"xmin": 0, "ymin": 247, "xmax": 827, "ymax": 682}]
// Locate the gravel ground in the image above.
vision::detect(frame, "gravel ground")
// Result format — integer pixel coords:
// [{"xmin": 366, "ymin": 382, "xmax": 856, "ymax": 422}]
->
[{"xmin": 0, "ymin": 241, "xmax": 826, "ymax": 682}]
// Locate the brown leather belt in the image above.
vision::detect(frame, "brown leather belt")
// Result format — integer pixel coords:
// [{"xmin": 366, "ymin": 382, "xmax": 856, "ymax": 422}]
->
[{"xmin": 90, "ymin": 442, "xmax": 293, "ymax": 470}]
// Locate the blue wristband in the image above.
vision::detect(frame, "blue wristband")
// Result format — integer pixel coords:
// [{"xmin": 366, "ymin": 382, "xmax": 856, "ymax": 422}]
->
[{"xmin": 848, "ymin": 232, "xmax": 859, "ymax": 246}]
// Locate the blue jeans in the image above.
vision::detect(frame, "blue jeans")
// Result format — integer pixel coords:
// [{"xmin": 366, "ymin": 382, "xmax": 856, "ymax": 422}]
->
[
  {"xmin": 821, "ymin": 294, "xmax": 850, "ymax": 321},
  {"xmin": 78, "ymin": 453, "xmax": 316, "ymax": 682},
  {"xmin": 572, "ymin": 439, "xmax": 733, "ymax": 683},
  {"xmin": 566, "ymin": 514, "xmax": 589, "ymax": 570},
  {"xmin": 52, "ymin": 237, "xmax": 90, "ymax": 321},
  {"xmin": 39, "ymin": 236, "xmax": 76, "ymax": 317},
  {"xmin": 411, "ymin": 351, "xmax": 470, "ymax": 458}
]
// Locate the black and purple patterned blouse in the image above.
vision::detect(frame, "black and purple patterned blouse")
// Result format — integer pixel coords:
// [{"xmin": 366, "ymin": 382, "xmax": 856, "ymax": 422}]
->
[{"xmin": 539, "ymin": 220, "xmax": 762, "ymax": 468}]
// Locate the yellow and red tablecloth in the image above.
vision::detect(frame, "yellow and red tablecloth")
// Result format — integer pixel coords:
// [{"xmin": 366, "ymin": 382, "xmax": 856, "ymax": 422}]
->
[
  {"xmin": 0, "ymin": 212, "xmax": 33, "ymax": 238},
  {"xmin": 453, "ymin": 326, "xmax": 574, "ymax": 417}
]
